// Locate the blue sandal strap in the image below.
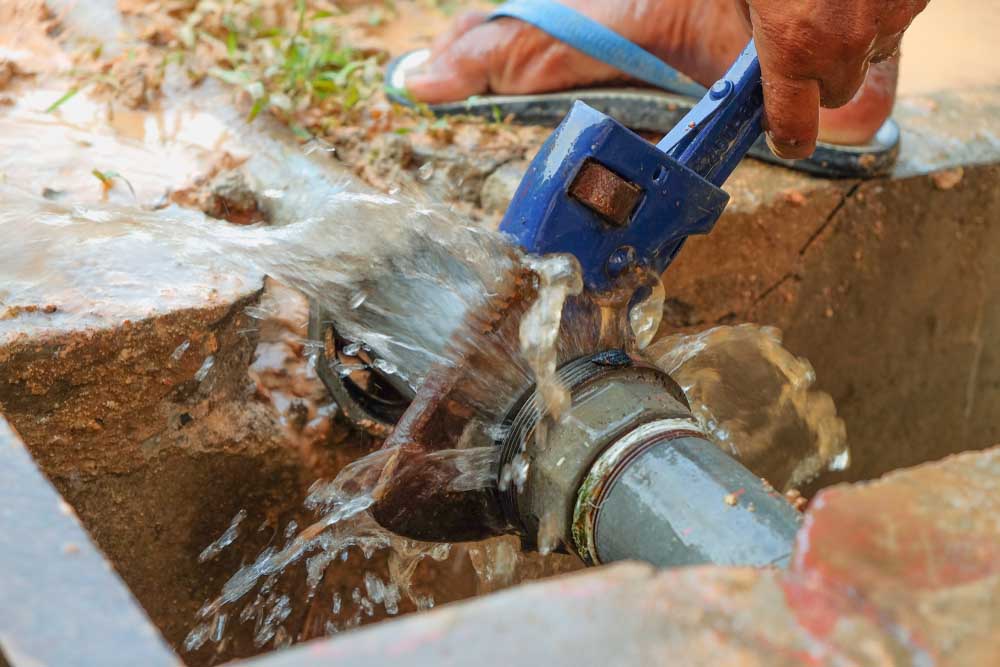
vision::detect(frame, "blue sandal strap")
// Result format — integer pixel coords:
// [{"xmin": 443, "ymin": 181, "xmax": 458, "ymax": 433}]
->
[{"xmin": 488, "ymin": 0, "xmax": 707, "ymax": 98}]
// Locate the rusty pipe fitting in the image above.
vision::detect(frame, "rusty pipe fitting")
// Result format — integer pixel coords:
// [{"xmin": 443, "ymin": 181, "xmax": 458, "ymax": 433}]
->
[
  {"xmin": 498, "ymin": 350, "xmax": 801, "ymax": 567},
  {"xmin": 370, "ymin": 343, "xmax": 801, "ymax": 569}
]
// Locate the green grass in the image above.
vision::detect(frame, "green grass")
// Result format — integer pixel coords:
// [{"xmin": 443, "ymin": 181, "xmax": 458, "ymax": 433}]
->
[
  {"xmin": 188, "ymin": 0, "xmax": 384, "ymax": 123},
  {"xmin": 45, "ymin": 87, "xmax": 80, "ymax": 113}
]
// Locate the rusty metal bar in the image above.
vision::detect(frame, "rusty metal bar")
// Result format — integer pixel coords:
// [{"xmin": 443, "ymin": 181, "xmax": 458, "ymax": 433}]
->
[{"xmin": 0, "ymin": 419, "xmax": 179, "ymax": 667}]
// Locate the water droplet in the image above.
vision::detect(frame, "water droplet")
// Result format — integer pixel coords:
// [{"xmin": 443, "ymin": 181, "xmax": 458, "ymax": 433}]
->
[
  {"xmin": 350, "ymin": 291, "xmax": 367, "ymax": 309},
  {"xmin": 211, "ymin": 613, "xmax": 227, "ymax": 643},
  {"xmin": 283, "ymin": 520, "xmax": 298, "ymax": 540},
  {"xmin": 304, "ymin": 138, "xmax": 336, "ymax": 155},
  {"xmin": 829, "ymin": 449, "xmax": 850, "ymax": 471},
  {"xmin": 183, "ymin": 623, "xmax": 211, "ymax": 652},
  {"xmin": 335, "ymin": 362, "xmax": 366, "ymax": 377},
  {"xmin": 371, "ymin": 358, "xmax": 398, "ymax": 375},
  {"xmin": 537, "ymin": 511, "xmax": 562, "ymax": 555},
  {"xmin": 195, "ymin": 355, "xmax": 215, "ymax": 382},
  {"xmin": 629, "ymin": 273, "xmax": 665, "ymax": 350},
  {"xmin": 274, "ymin": 625, "xmax": 291, "ymax": 648},
  {"xmin": 171, "ymin": 339, "xmax": 191, "ymax": 361},
  {"xmin": 198, "ymin": 509, "xmax": 247, "ymax": 563},
  {"xmin": 342, "ymin": 342, "xmax": 362, "ymax": 356}
]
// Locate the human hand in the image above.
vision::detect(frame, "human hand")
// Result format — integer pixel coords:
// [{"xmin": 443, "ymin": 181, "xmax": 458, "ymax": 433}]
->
[{"xmin": 738, "ymin": 0, "xmax": 928, "ymax": 158}]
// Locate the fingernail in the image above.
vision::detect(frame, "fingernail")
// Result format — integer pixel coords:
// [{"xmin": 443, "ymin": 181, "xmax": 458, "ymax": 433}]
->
[{"xmin": 765, "ymin": 132, "xmax": 807, "ymax": 160}]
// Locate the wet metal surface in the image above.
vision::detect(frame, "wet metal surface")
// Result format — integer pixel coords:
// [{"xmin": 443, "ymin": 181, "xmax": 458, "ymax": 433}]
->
[
  {"xmin": 0, "ymin": 419, "xmax": 178, "ymax": 667},
  {"xmin": 592, "ymin": 435, "xmax": 800, "ymax": 567}
]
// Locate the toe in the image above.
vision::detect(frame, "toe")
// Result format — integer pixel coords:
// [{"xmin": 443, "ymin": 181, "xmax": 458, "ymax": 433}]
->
[
  {"xmin": 406, "ymin": 22, "xmax": 505, "ymax": 103},
  {"xmin": 429, "ymin": 10, "xmax": 489, "ymax": 57}
]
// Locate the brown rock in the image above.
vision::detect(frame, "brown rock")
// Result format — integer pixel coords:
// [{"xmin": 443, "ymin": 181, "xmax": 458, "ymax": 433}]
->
[{"xmin": 932, "ymin": 166, "xmax": 965, "ymax": 190}]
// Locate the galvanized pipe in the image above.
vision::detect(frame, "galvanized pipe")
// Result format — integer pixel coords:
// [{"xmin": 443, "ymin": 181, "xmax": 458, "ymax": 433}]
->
[
  {"xmin": 500, "ymin": 350, "xmax": 802, "ymax": 568},
  {"xmin": 572, "ymin": 421, "xmax": 802, "ymax": 568}
]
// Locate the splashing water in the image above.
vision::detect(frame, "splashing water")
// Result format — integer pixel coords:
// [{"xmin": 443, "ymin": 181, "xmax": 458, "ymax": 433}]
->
[
  {"xmin": 199, "ymin": 509, "xmax": 248, "ymax": 563},
  {"xmin": 519, "ymin": 255, "xmax": 583, "ymax": 419},
  {"xmin": 184, "ymin": 447, "xmax": 457, "ymax": 651},
  {"xmin": 0, "ymin": 86, "xmax": 847, "ymax": 656},
  {"xmin": 645, "ymin": 324, "xmax": 848, "ymax": 490}
]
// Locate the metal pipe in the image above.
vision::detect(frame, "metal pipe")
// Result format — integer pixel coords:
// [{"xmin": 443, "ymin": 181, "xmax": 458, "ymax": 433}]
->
[
  {"xmin": 369, "ymin": 347, "xmax": 802, "ymax": 568},
  {"xmin": 496, "ymin": 350, "xmax": 801, "ymax": 568},
  {"xmin": 572, "ymin": 422, "xmax": 801, "ymax": 568}
]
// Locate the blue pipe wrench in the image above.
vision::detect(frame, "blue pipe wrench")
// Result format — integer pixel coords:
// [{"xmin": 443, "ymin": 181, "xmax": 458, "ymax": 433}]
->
[{"xmin": 499, "ymin": 41, "xmax": 764, "ymax": 292}]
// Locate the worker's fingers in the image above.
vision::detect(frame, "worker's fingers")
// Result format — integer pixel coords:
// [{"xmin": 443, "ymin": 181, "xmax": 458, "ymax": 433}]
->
[
  {"xmin": 817, "ymin": 56, "xmax": 899, "ymax": 145},
  {"xmin": 816, "ymin": 57, "xmax": 870, "ymax": 109},
  {"xmin": 758, "ymin": 61, "xmax": 821, "ymax": 160},
  {"xmin": 729, "ymin": 0, "xmax": 752, "ymax": 27},
  {"xmin": 880, "ymin": 0, "xmax": 930, "ymax": 37},
  {"xmin": 407, "ymin": 22, "xmax": 508, "ymax": 103},
  {"xmin": 742, "ymin": 0, "xmax": 928, "ymax": 153},
  {"xmin": 869, "ymin": 32, "xmax": 903, "ymax": 64},
  {"xmin": 428, "ymin": 10, "xmax": 489, "ymax": 58}
]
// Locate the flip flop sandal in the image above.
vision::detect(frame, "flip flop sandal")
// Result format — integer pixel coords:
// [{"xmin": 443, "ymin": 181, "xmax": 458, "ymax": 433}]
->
[{"xmin": 385, "ymin": 0, "xmax": 900, "ymax": 178}]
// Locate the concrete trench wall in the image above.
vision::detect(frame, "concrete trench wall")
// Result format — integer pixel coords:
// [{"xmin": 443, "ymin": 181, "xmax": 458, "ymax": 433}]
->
[
  {"xmin": 1, "ymin": 86, "xmax": 998, "ymax": 665},
  {"xmin": 668, "ymin": 160, "xmax": 1000, "ymax": 492},
  {"xmin": 0, "ymin": 291, "xmax": 317, "ymax": 656}
]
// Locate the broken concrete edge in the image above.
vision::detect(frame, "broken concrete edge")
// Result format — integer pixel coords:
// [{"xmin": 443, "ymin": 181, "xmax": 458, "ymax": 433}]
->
[
  {"xmin": 239, "ymin": 445, "xmax": 1000, "ymax": 667},
  {"xmin": 0, "ymin": 280, "xmax": 330, "ymax": 659},
  {"xmin": 0, "ymin": 286, "xmax": 272, "ymax": 478},
  {"xmin": 0, "ymin": 417, "xmax": 181, "ymax": 667}
]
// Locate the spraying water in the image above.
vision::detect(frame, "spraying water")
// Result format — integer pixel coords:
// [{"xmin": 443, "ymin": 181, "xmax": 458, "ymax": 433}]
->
[
  {"xmin": 1, "ymin": 175, "xmax": 846, "ymax": 654},
  {"xmin": 0, "ymin": 85, "xmax": 845, "ymax": 656}
]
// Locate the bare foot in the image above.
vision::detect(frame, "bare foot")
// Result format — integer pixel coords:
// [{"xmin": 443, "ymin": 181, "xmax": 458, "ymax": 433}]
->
[{"xmin": 407, "ymin": 0, "xmax": 896, "ymax": 147}]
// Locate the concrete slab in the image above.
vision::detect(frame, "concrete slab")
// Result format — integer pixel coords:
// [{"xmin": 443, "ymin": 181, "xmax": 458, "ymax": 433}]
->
[{"xmin": 0, "ymin": 86, "xmax": 329, "ymax": 655}]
